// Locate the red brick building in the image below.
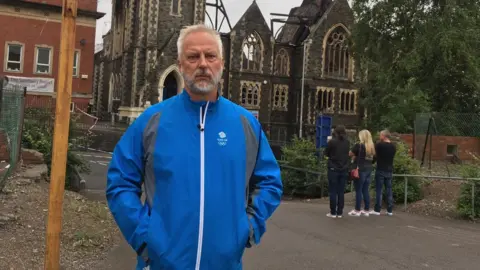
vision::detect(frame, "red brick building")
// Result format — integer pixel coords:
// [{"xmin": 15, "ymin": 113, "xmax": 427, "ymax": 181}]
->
[{"xmin": 0, "ymin": 0, "xmax": 104, "ymax": 110}]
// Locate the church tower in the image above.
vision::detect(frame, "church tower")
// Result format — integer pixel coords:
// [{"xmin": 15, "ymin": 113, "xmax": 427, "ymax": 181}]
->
[{"xmin": 111, "ymin": 0, "xmax": 206, "ymax": 121}]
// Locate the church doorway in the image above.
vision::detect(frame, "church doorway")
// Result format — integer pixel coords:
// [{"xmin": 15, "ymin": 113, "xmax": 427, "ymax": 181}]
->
[
  {"xmin": 162, "ymin": 72, "xmax": 178, "ymax": 101},
  {"xmin": 158, "ymin": 64, "xmax": 184, "ymax": 102}
]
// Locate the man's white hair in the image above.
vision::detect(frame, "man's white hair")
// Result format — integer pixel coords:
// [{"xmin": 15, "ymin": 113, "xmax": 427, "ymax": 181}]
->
[{"xmin": 177, "ymin": 24, "xmax": 223, "ymax": 60}]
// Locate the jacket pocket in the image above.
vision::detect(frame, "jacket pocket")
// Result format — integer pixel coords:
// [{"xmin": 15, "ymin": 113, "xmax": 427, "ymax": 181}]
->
[
  {"xmin": 235, "ymin": 213, "xmax": 251, "ymax": 261},
  {"xmin": 145, "ymin": 210, "xmax": 170, "ymax": 266}
]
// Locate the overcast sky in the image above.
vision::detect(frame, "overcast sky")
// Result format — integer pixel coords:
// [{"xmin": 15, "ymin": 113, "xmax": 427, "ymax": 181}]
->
[{"xmin": 95, "ymin": 0, "xmax": 305, "ymax": 48}]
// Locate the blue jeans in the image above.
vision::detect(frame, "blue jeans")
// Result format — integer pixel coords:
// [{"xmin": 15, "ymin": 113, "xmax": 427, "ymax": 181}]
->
[
  {"xmin": 354, "ymin": 169, "xmax": 372, "ymax": 211},
  {"xmin": 327, "ymin": 168, "xmax": 348, "ymax": 216},
  {"xmin": 374, "ymin": 170, "xmax": 394, "ymax": 213}
]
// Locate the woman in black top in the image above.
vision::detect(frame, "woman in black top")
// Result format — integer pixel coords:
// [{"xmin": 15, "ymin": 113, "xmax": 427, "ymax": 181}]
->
[
  {"xmin": 324, "ymin": 125, "xmax": 350, "ymax": 218},
  {"xmin": 348, "ymin": 129, "xmax": 375, "ymax": 217}
]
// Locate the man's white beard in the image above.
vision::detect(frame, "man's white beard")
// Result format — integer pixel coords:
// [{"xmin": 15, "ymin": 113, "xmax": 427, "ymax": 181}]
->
[{"xmin": 183, "ymin": 68, "xmax": 222, "ymax": 95}]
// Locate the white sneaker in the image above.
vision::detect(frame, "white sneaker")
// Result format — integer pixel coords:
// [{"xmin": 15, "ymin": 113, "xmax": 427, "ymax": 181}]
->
[
  {"xmin": 369, "ymin": 210, "xmax": 381, "ymax": 216},
  {"xmin": 386, "ymin": 212, "xmax": 393, "ymax": 216},
  {"xmin": 326, "ymin": 213, "xmax": 337, "ymax": 218},
  {"xmin": 361, "ymin": 210, "xmax": 370, "ymax": 217},
  {"xmin": 348, "ymin": 210, "xmax": 361, "ymax": 217}
]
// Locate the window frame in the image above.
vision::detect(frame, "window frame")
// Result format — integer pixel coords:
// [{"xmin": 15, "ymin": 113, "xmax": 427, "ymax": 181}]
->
[
  {"xmin": 73, "ymin": 49, "xmax": 80, "ymax": 77},
  {"xmin": 170, "ymin": 0, "xmax": 182, "ymax": 16},
  {"xmin": 272, "ymin": 84, "xmax": 289, "ymax": 111},
  {"xmin": 338, "ymin": 88, "xmax": 358, "ymax": 115},
  {"xmin": 239, "ymin": 80, "xmax": 262, "ymax": 109},
  {"xmin": 321, "ymin": 24, "xmax": 354, "ymax": 81},
  {"xmin": 34, "ymin": 45, "xmax": 53, "ymax": 75},
  {"xmin": 4, "ymin": 41, "xmax": 24, "ymax": 73}
]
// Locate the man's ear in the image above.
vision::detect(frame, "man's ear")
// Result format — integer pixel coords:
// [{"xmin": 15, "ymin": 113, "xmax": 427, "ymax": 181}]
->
[{"xmin": 177, "ymin": 59, "xmax": 182, "ymax": 72}]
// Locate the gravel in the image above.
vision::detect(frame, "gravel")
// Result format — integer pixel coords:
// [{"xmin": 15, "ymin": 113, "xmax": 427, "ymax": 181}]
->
[{"xmin": 0, "ymin": 166, "xmax": 119, "ymax": 269}]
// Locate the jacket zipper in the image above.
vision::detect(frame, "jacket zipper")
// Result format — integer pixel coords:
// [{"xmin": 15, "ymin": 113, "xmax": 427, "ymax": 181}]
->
[{"xmin": 195, "ymin": 102, "xmax": 209, "ymax": 270}]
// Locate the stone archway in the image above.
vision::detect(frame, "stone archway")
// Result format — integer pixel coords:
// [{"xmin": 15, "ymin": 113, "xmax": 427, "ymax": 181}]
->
[{"xmin": 158, "ymin": 64, "xmax": 184, "ymax": 102}]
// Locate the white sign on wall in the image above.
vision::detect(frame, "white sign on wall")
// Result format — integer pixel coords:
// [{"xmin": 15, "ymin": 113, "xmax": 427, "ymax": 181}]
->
[{"xmin": 4, "ymin": 75, "xmax": 55, "ymax": 93}]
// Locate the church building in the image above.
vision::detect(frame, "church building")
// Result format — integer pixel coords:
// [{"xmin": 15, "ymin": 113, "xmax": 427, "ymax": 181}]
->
[{"xmin": 91, "ymin": 0, "xmax": 360, "ymax": 147}]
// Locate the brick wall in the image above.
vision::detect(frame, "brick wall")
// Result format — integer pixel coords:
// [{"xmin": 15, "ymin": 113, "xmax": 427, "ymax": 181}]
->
[
  {"xmin": 399, "ymin": 134, "xmax": 480, "ymax": 161},
  {"xmin": 0, "ymin": 130, "xmax": 10, "ymax": 162},
  {"xmin": 23, "ymin": 0, "xmax": 97, "ymax": 12},
  {"xmin": 0, "ymin": 3, "xmax": 97, "ymax": 96}
]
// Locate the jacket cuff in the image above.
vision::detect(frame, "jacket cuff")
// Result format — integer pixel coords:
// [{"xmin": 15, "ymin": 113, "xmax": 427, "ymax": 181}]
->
[
  {"xmin": 246, "ymin": 215, "xmax": 258, "ymax": 248},
  {"xmin": 137, "ymin": 242, "xmax": 149, "ymax": 262}
]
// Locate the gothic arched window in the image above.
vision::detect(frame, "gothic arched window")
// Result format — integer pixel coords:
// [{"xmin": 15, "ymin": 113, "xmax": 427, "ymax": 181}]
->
[
  {"xmin": 273, "ymin": 84, "xmax": 288, "ymax": 110},
  {"xmin": 240, "ymin": 81, "xmax": 261, "ymax": 108},
  {"xmin": 241, "ymin": 32, "xmax": 263, "ymax": 72},
  {"xmin": 323, "ymin": 25, "xmax": 351, "ymax": 80},
  {"xmin": 274, "ymin": 48, "xmax": 289, "ymax": 76},
  {"xmin": 316, "ymin": 87, "xmax": 335, "ymax": 113},
  {"xmin": 113, "ymin": 74, "xmax": 122, "ymax": 101},
  {"xmin": 339, "ymin": 89, "xmax": 357, "ymax": 114}
]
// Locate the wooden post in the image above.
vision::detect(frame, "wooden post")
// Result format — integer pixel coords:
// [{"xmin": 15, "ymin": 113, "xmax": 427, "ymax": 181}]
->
[{"xmin": 44, "ymin": 0, "xmax": 77, "ymax": 269}]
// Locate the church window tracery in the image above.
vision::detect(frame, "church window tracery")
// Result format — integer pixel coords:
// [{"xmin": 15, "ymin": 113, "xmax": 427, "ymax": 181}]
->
[
  {"xmin": 323, "ymin": 25, "xmax": 352, "ymax": 80},
  {"xmin": 240, "ymin": 81, "xmax": 261, "ymax": 108},
  {"xmin": 274, "ymin": 48, "xmax": 289, "ymax": 76},
  {"xmin": 241, "ymin": 32, "xmax": 263, "ymax": 72},
  {"xmin": 273, "ymin": 84, "xmax": 288, "ymax": 110}
]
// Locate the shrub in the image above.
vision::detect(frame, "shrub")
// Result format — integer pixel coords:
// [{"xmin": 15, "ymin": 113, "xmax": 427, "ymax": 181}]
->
[
  {"xmin": 457, "ymin": 154, "xmax": 480, "ymax": 219},
  {"xmin": 279, "ymin": 136, "xmax": 327, "ymax": 198},
  {"xmin": 22, "ymin": 108, "xmax": 91, "ymax": 190}
]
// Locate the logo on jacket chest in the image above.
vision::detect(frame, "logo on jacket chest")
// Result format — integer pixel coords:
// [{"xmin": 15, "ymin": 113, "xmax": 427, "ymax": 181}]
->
[{"xmin": 217, "ymin": 131, "xmax": 228, "ymax": 146}]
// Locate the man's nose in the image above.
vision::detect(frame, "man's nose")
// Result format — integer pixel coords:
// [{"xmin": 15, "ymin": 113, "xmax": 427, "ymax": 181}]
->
[{"xmin": 198, "ymin": 54, "xmax": 207, "ymax": 67}]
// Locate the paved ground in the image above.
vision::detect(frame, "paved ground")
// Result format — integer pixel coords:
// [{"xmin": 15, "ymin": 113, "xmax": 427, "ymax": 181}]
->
[
  {"xmin": 76, "ymin": 150, "xmax": 112, "ymax": 201},
  {"xmin": 78, "ymin": 150, "xmax": 480, "ymax": 270}
]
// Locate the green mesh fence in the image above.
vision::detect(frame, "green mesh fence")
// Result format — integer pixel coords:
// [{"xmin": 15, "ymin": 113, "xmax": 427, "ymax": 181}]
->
[
  {"xmin": 413, "ymin": 112, "xmax": 480, "ymax": 165},
  {"xmin": 0, "ymin": 80, "xmax": 26, "ymax": 190},
  {"xmin": 415, "ymin": 113, "xmax": 480, "ymax": 137}
]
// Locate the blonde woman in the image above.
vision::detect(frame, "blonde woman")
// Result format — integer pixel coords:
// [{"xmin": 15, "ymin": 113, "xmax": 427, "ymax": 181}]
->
[{"xmin": 348, "ymin": 130, "xmax": 376, "ymax": 217}]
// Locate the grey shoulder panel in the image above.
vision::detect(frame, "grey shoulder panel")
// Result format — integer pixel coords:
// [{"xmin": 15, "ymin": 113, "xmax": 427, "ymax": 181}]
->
[{"xmin": 142, "ymin": 111, "xmax": 162, "ymax": 207}]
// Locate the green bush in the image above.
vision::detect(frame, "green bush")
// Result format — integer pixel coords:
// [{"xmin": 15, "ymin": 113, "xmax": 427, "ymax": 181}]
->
[
  {"xmin": 22, "ymin": 108, "xmax": 90, "ymax": 190},
  {"xmin": 279, "ymin": 136, "xmax": 327, "ymax": 198},
  {"xmin": 457, "ymin": 155, "xmax": 480, "ymax": 219}
]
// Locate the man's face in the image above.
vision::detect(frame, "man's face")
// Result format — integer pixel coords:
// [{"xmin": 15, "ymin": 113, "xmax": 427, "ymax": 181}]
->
[
  {"xmin": 379, "ymin": 132, "xmax": 385, "ymax": 141},
  {"xmin": 179, "ymin": 31, "xmax": 224, "ymax": 95}
]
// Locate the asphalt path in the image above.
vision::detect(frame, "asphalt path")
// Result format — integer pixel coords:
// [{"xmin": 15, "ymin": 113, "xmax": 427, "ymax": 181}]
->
[
  {"xmin": 76, "ymin": 150, "xmax": 112, "ymax": 200},
  {"xmin": 77, "ymin": 150, "xmax": 480, "ymax": 270}
]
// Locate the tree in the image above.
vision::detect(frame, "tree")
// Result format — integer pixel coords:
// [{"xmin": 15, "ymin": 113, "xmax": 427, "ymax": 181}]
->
[{"xmin": 351, "ymin": 0, "xmax": 480, "ymax": 132}]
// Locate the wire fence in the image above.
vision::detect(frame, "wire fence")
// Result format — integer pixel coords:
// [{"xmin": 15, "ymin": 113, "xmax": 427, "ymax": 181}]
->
[
  {"xmin": 413, "ymin": 113, "xmax": 480, "ymax": 166},
  {"xmin": 0, "ymin": 78, "xmax": 26, "ymax": 190}
]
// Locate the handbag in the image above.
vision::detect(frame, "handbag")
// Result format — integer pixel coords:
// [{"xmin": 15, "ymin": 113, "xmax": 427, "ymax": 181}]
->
[{"xmin": 350, "ymin": 144, "xmax": 362, "ymax": 180}]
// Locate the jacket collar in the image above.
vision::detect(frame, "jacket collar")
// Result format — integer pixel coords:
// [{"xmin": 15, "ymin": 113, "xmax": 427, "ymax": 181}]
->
[{"xmin": 181, "ymin": 88, "xmax": 221, "ymax": 113}]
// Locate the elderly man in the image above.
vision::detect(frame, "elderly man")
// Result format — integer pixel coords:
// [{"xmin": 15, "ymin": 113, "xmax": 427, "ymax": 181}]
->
[{"xmin": 106, "ymin": 24, "xmax": 283, "ymax": 270}]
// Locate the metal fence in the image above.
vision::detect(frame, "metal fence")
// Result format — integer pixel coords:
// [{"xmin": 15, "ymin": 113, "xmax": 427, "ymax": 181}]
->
[
  {"xmin": 393, "ymin": 174, "xmax": 478, "ymax": 215},
  {"xmin": 0, "ymin": 78, "xmax": 26, "ymax": 190},
  {"xmin": 279, "ymin": 164, "xmax": 479, "ymax": 218},
  {"xmin": 413, "ymin": 112, "xmax": 480, "ymax": 165},
  {"xmin": 415, "ymin": 112, "xmax": 480, "ymax": 137}
]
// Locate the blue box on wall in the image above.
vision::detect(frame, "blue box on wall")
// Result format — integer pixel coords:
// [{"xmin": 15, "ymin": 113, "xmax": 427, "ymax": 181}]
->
[{"xmin": 316, "ymin": 115, "xmax": 332, "ymax": 149}]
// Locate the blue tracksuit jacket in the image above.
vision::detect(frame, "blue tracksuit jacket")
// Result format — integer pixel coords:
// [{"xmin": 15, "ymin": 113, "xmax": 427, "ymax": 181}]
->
[{"xmin": 106, "ymin": 90, "xmax": 283, "ymax": 270}]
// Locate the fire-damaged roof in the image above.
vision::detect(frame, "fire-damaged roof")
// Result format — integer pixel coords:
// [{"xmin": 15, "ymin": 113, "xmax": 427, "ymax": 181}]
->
[{"xmin": 276, "ymin": 0, "xmax": 332, "ymax": 45}]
